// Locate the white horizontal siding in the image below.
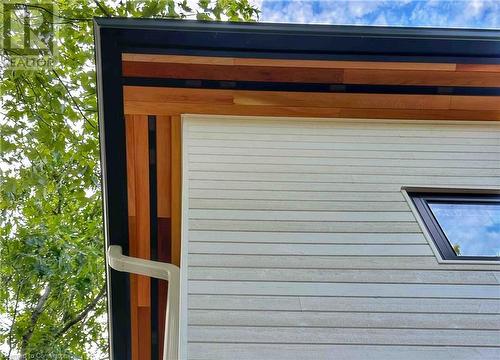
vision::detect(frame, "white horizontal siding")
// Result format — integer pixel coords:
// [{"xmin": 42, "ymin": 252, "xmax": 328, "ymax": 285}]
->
[
  {"xmin": 188, "ymin": 310, "xmax": 500, "ymax": 329},
  {"xmin": 188, "ymin": 139, "xmax": 496, "ymax": 152},
  {"xmin": 188, "ymin": 281, "xmax": 499, "ymax": 299},
  {"xmin": 189, "ymin": 146, "xmax": 500, "ymax": 160},
  {"xmin": 190, "ymin": 219, "xmax": 424, "ymax": 232},
  {"xmin": 190, "ymin": 162, "xmax": 500, "ymax": 177},
  {"xmin": 189, "ymin": 243, "xmax": 432, "ymax": 256},
  {"xmin": 189, "ymin": 189, "xmax": 408, "ymax": 201},
  {"xmin": 189, "ymin": 171, "xmax": 499, "ymax": 186},
  {"xmin": 188, "ymin": 132, "xmax": 500, "ymax": 145},
  {"xmin": 189, "ymin": 268, "xmax": 500, "ymax": 284},
  {"xmin": 189, "ymin": 327, "xmax": 499, "ymax": 346},
  {"xmin": 188, "ymin": 344, "xmax": 500, "ymax": 360},
  {"xmin": 190, "ymin": 199, "xmax": 412, "ymax": 211},
  {"xmin": 189, "ymin": 231, "xmax": 426, "ymax": 243},
  {"xmin": 183, "ymin": 115, "xmax": 500, "ymax": 360},
  {"xmin": 190, "ymin": 180, "xmax": 495, "ymax": 191},
  {"xmin": 190, "ymin": 154, "xmax": 500, "ymax": 168},
  {"xmin": 189, "ymin": 254, "xmax": 496, "ymax": 270},
  {"xmin": 189, "ymin": 295, "xmax": 500, "ymax": 314},
  {"xmin": 189, "ymin": 209, "xmax": 416, "ymax": 221}
]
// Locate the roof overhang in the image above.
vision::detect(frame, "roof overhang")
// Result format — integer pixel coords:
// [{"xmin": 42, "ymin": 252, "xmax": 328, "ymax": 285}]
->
[{"xmin": 93, "ymin": 18, "xmax": 500, "ymax": 360}]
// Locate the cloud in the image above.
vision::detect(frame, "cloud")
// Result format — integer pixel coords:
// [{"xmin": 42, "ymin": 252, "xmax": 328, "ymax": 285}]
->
[
  {"xmin": 259, "ymin": 0, "xmax": 500, "ymax": 28},
  {"xmin": 430, "ymin": 203, "xmax": 500, "ymax": 257}
]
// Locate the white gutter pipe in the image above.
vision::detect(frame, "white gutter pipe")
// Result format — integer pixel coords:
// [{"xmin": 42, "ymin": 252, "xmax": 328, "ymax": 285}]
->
[{"xmin": 107, "ymin": 245, "xmax": 180, "ymax": 360}]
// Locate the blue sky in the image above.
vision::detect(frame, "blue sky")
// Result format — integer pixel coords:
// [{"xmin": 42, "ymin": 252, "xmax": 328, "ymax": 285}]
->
[
  {"xmin": 429, "ymin": 203, "xmax": 500, "ymax": 257},
  {"xmin": 258, "ymin": 0, "xmax": 500, "ymax": 28}
]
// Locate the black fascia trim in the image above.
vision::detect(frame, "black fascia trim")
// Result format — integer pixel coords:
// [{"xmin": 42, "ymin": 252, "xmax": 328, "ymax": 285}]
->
[
  {"xmin": 95, "ymin": 17, "xmax": 500, "ymax": 64},
  {"xmin": 410, "ymin": 192, "xmax": 500, "ymax": 261},
  {"xmin": 148, "ymin": 115, "xmax": 159, "ymax": 360},
  {"xmin": 123, "ymin": 76, "xmax": 500, "ymax": 96},
  {"xmin": 94, "ymin": 24, "xmax": 131, "ymax": 360}
]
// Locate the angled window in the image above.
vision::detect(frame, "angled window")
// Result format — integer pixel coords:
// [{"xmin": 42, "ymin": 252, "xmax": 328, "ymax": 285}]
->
[{"xmin": 410, "ymin": 192, "xmax": 500, "ymax": 261}]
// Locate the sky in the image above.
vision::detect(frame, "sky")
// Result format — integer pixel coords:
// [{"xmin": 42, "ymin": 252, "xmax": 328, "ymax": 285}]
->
[
  {"xmin": 429, "ymin": 203, "xmax": 500, "ymax": 257},
  {"xmin": 256, "ymin": 0, "xmax": 500, "ymax": 28}
]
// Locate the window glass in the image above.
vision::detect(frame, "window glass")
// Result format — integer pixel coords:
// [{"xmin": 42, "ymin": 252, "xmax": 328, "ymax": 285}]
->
[{"xmin": 428, "ymin": 202, "xmax": 500, "ymax": 257}]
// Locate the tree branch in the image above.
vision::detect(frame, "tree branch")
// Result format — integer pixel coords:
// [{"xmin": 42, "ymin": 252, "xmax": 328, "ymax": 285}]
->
[
  {"xmin": 20, "ymin": 284, "xmax": 51, "ymax": 359},
  {"xmin": 12, "ymin": 3, "xmax": 92, "ymax": 22},
  {"xmin": 92, "ymin": 0, "xmax": 112, "ymax": 17},
  {"xmin": 54, "ymin": 283, "xmax": 106, "ymax": 340},
  {"xmin": 7, "ymin": 281, "xmax": 23, "ymax": 359},
  {"xmin": 51, "ymin": 69, "xmax": 97, "ymax": 130}
]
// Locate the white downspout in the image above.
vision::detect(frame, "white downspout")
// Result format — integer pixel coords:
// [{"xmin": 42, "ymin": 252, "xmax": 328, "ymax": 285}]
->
[{"xmin": 107, "ymin": 245, "xmax": 180, "ymax": 360}]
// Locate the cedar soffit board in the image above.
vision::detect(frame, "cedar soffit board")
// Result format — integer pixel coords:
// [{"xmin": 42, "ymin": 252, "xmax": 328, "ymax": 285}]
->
[{"xmin": 121, "ymin": 53, "xmax": 500, "ymax": 88}]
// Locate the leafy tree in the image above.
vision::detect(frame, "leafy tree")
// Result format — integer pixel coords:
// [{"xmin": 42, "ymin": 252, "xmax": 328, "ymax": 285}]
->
[{"xmin": 0, "ymin": 2, "xmax": 259, "ymax": 359}]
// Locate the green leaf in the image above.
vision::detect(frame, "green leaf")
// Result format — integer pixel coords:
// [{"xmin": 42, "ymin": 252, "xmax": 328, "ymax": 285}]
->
[{"xmin": 0, "ymin": 0, "xmax": 259, "ymax": 358}]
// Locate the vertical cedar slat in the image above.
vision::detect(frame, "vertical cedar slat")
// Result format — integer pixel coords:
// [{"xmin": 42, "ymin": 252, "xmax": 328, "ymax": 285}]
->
[
  {"xmin": 156, "ymin": 116, "xmax": 172, "ymax": 359},
  {"xmin": 157, "ymin": 117, "xmax": 172, "ymax": 218},
  {"xmin": 134, "ymin": 114, "xmax": 151, "ymax": 307},
  {"xmin": 171, "ymin": 115, "xmax": 182, "ymax": 267},
  {"xmin": 156, "ymin": 218, "xmax": 170, "ymax": 359},
  {"xmin": 125, "ymin": 114, "xmax": 151, "ymax": 360},
  {"xmin": 138, "ymin": 307, "xmax": 151, "ymax": 360},
  {"xmin": 125, "ymin": 116, "xmax": 139, "ymax": 360}
]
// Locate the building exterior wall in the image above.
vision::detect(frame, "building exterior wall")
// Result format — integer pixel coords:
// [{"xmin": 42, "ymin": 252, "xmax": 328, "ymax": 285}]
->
[{"xmin": 181, "ymin": 115, "xmax": 500, "ymax": 360}]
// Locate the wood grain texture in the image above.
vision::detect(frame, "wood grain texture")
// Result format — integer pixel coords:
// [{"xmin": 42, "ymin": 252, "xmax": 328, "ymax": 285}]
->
[
  {"xmin": 125, "ymin": 100, "xmax": 500, "ymax": 121},
  {"xmin": 122, "ymin": 53, "xmax": 458, "ymax": 71},
  {"xmin": 171, "ymin": 115, "xmax": 182, "ymax": 267},
  {"xmin": 125, "ymin": 87, "xmax": 454, "ymax": 110},
  {"xmin": 157, "ymin": 218, "xmax": 170, "ymax": 360},
  {"xmin": 157, "ymin": 116, "xmax": 172, "ymax": 218},
  {"xmin": 125, "ymin": 115, "xmax": 151, "ymax": 360},
  {"xmin": 343, "ymin": 69, "xmax": 500, "ymax": 87},
  {"xmin": 122, "ymin": 54, "xmax": 500, "ymax": 88},
  {"xmin": 157, "ymin": 119, "xmax": 172, "ymax": 342},
  {"xmin": 138, "ymin": 307, "xmax": 152, "ymax": 360},
  {"xmin": 456, "ymin": 64, "xmax": 500, "ymax": 72},
  {"xmin": 156, "ymin": 115, "xmax": 172, "ymax": 360},
  {"xmin": 123, "ymin": 61, "xmax": 344, "ymax": 84},
  {"xmin": 123, "ymin": 86, "xmax": 500, "ymax": 121},
  {"xmin": 131, "ymin": 115, "xmax": 151, "ymax": 306}
]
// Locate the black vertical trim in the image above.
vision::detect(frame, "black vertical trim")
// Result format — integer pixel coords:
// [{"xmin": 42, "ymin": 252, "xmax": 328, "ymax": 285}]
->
[
  {"xmin": 94, "ymin": 25, "xmax": 131, "ymax": 360},
  {"xmin": 148, "ymin": 115, "xmax": 159, "ymax": 360}
]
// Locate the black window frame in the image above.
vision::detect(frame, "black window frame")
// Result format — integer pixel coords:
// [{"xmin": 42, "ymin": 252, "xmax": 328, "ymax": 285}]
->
[{"xmin": 410, "ymin": 192, "xmax": 500, "ymax": 261}]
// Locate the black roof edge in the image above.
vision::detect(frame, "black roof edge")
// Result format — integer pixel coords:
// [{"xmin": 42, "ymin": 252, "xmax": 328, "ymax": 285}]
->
[
  {"xmin": 93, "ymin": 17, "xmax": 500, "ymax": 64},
  {"xmin": 93, "ymin": 17, "xmax": 500, "ymax": 40}
]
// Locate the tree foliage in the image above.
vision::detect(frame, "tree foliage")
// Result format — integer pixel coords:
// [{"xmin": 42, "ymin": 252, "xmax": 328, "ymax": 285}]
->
[{"xmin": 0, "ymin": 1, "xmax": 258, "ymax": 358}]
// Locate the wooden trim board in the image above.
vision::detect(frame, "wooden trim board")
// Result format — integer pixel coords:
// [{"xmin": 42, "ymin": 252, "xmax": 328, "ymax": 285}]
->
[
  {"xmin": 124, "ymin": 86, "xmax": 500, "ymax": 121},
  {"xmin": 122, "ymin": 54, "xmax": 500, "ymax": 88}
]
